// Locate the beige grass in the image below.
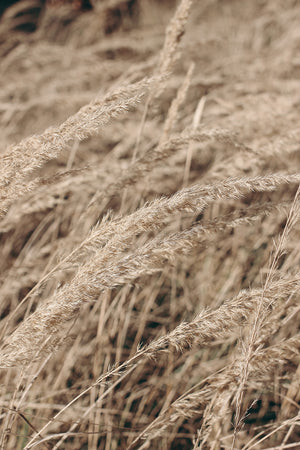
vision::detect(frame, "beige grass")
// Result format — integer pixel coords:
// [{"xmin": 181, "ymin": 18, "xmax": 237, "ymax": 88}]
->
[{"xmin": 0, "ymin": 0, "xmax": 299, "ymax": 449}]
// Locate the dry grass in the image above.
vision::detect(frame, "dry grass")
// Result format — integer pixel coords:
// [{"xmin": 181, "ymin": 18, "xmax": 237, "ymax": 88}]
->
[{"xmin": 0, "ymin": 0, "xmax": 299, "ymax": 448}]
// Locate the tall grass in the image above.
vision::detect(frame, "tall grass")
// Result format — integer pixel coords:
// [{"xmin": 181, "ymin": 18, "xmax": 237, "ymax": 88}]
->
[{"xmin": 0, "ymin": 0, "xmax": 299, "ymax": 448}]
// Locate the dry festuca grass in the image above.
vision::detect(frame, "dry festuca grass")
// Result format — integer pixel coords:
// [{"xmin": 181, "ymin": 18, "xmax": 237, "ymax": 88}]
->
[{"xmin": 0, "ymin": 0, "xmax": 299, "ymax": 449}]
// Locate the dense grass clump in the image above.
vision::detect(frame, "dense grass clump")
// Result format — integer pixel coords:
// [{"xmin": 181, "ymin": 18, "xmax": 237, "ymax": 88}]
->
[{"xmin": 0, "ymin": 0, "xmax": 299, "ymax": 448}]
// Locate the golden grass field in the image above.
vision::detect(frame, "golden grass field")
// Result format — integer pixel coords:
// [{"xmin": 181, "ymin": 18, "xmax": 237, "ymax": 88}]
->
[{"xmin": 0, "ymin": 0, "xmax": 299, "ymax": 448}]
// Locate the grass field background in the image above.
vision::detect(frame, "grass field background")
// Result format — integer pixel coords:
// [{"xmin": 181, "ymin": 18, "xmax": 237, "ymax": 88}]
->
[{"xmin": 0, "ymin": 0, "xmax": 299, "ymax": 448}]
